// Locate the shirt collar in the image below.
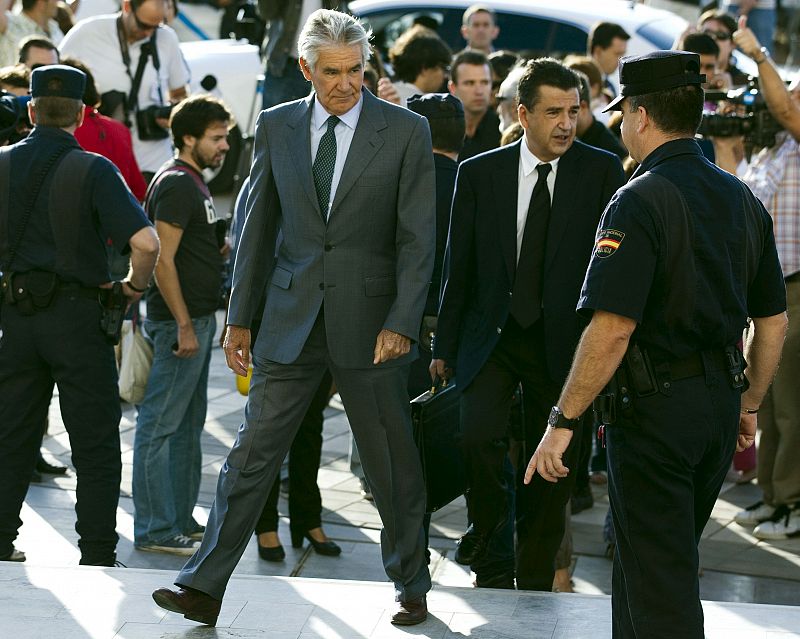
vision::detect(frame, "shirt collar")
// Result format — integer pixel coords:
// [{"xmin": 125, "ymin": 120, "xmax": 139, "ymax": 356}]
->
[
  {"xmin": 312, "ymin": 93, "xmax": 363, "ymax": 131},
  {"xmin": 634, "ymin": 138, "xmax": 704, "ymax": 178},
  {"xmin": 519, "ymin": 137, "xmax": 560, "ymax": 176}
]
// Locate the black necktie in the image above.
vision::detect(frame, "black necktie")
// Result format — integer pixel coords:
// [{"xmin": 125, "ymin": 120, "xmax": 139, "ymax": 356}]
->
[
  {"xmin": 313, "ymin": 115, "xmax": 340, "ymax": 220},
  {"xmin": 510, "ymin": 162, "xmax": 552, "ymax": 328}
]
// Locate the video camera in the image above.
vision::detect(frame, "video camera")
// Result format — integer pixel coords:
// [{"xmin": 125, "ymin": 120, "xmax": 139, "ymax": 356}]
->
[
  {"xmin": 697, "ymin": 77, "xmax": 783, "ymax": 149},
  {"xmin": 0, "ymin": 92, "xmax": 31, "ymax": 145}
]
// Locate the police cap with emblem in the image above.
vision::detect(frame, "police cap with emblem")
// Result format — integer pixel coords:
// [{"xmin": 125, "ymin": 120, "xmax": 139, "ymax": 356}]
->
[
  {"xmin": 603, "ymin": 50, "xmax": 705, "ymax": 112},
  {"xmin": 407, "ymin": 93, "xmax": 464, "ymax": 120},
  {"xmin": 30, "ymin": 65, "xmax": 86, "ymax": 100}
]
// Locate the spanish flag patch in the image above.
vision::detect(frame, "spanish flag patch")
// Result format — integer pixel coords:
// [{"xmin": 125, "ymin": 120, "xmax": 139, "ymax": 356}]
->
[{"xmin": 595, "ymin": 228, "xmax": 625, "ymax": 258}]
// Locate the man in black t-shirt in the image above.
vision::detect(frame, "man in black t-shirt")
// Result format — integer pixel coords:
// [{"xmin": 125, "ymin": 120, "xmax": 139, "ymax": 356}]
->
[{"xmin": 133, "ymin": 95, "xmax": 231, "ymax": 556}]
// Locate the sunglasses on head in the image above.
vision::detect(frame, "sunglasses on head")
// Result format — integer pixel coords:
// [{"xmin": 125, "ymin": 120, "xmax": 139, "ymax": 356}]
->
[{"xmin": 703, "ymin": 29, "xmax": 731, "ymax": 41}]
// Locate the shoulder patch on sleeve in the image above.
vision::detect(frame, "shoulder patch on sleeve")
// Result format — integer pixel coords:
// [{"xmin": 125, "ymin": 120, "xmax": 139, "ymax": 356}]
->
[{"xmin": 595, "ymin": 228, "xmax": 625, "ymax": 258}]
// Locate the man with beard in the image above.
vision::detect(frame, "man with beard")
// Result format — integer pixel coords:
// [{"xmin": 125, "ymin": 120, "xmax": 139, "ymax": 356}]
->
[{"xmin": 132, "ymin": 95, "xmax": 231, "ymax": 555}]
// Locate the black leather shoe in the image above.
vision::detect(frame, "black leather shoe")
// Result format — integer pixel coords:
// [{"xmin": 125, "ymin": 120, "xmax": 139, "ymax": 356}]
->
[
  {"xmin": 391, "ymin": 596, "xmax": 427, "ymax": 626},
  {"xmin": 475, "ymin": 570, "xmax": 516, "ymax": 589},
  {"xmin": 455, "ymin": 523, "xmax": 499, "ymax": 566},
  {"xmin": 257, "ymin": 541, "xmax": 285, "ymax": 562},
  {"xmin": 291, "ymin": 529, "xmax": 341, "ymax": 556},
  {"xmin": 36, "ymin": 456, "xmax": 68, "ymax": 475},
  {"xmin": 152, "ymin": 586, "xmax": 221, "ymax": 626}
]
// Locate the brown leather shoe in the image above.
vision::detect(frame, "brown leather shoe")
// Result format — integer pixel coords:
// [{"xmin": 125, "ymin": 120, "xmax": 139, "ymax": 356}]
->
[
  {"xmin": 391, "ymin": 595, "xmax": 427, "ymax": 626},
  {"xmin": 152, "ymin": 586, "xmax": 221, "ymax": 626}
]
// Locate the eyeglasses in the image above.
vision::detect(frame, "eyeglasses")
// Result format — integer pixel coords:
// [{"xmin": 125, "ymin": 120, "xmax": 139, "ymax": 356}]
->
[
  {"xmin": 132, "ymin": 10, "xmax": 160, "ymax": 32},
  {"xmin": 703, "ymin": 29, "xmax": 731, "ymax": 41}
]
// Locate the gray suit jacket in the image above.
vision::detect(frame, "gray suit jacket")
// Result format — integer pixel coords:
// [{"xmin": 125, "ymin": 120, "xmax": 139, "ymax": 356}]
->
[{"xmin": 228, "ymin": 88, "xmax": 436, "ymax": 369}]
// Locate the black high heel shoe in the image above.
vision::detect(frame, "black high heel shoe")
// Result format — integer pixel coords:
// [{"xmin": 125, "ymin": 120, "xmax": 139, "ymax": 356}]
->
[
  {"xmin": 256, "ymin": 536, "xmax": 285, "ymax": 562},
  {"xmin": 291, "ymin": 529, "xmax": 341, "ymax": 556}
]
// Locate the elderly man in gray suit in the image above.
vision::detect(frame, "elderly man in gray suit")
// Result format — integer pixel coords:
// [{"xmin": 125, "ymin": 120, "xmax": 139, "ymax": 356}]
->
[{"xmin": 152, "ymin": 8, "xmax": 436, "ymax": 628}]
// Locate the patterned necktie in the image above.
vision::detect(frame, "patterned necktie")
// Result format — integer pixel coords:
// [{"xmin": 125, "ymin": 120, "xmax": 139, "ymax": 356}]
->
[
  {"xmin": 313, "ymin": 115, "xmax": 340, "ymax": 220},
  {"xmin": 510, "ymin": 162, "xmax": 552, "ymax": 329}
]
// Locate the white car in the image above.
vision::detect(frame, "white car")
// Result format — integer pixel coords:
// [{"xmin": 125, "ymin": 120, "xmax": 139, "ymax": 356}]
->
[{"xmin": 348, "ymin": 0, "xmax": 757, "ymax": 78}]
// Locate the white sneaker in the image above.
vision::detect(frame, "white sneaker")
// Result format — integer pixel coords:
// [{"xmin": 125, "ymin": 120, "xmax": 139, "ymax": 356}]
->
[
  {"xmin": 734, "ymin": 500, "xmax": 777, "ymax": 526},
  {"xmin": 753, "ymin": 505, "xmax": 800, "ymax": 540},
  {"xmin": 137, "ymin": 535, "xmax": 201, "ymax": 556}
]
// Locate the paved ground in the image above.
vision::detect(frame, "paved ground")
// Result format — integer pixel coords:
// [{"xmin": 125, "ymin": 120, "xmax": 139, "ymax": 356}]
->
[
  {"xmin": 3, "ymin": 562, "xmax": 800, "ymax": 639},
  {"xmin": 21, "ymin": 311, "xmax": 800, "ymax": 608}
]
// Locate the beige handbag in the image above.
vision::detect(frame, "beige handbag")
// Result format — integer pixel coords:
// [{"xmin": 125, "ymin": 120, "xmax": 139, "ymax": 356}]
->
[{"xmin": 118, "ymin": 320, "xmax": 153, "ymax": 404}]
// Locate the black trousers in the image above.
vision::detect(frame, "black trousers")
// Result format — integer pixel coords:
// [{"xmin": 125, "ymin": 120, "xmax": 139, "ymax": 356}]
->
[
  {"xmin": 607, "ymin": 362, "xmax": 738, "ymax": 638},
  {"xmin": 254, "ymin": 369, "xmax": 332, "ymax": 536},
  {"xmin": 460, "ymin": 317, "xmax": 581, "ymax": 590},
  {"xmin": 0, "ymin": 296, "xmax": 121, "ymax": 564}
]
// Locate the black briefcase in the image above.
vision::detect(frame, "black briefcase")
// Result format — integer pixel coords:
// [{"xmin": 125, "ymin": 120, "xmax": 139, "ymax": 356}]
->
[{"xmin": 411, "ymin": 379, "xmax": 466, "ymax": 513}]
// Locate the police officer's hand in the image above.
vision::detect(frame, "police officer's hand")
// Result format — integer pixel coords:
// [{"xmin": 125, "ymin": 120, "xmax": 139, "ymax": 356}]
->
[
  {"xmin": 733, "ymin": 16, "xmax": 761, "ymax": 59},
  {"xmin": 119, "ymin": 281, "xmax": 144, "ymax": 304},
  {"xmin": 737, "ymin": 412, "xmax": 757, "ymax": 452},
  {"xmin": 429, "ymin": 358, "xmax": 452, "ymax": 384},
  {"xmin": 524, "ymin": 426, "xmax": 573, "ymax": 484},
  {"xmin": 174, "ymin": 323, "xmax": 200, "ymax": 358},
  {"xmin": 373, "ymin": 329, "xmax": 410, "ymax": 364},
  {"xmin": 224, "ymin": 324, "xmax": 251, "ymax": 376}
]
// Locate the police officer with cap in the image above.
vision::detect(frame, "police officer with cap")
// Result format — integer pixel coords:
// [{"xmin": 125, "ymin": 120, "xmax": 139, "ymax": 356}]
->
[
  {"xmin": 0, "ymin": 64, "xmax": 159, "ymax": 565},
  {"xmin": 523, "ymin": 51, "xmax": 788, "ymax": 637},
  {"xmin": 406, "ymin": 92, "xmax": 464, "ymax": 396}
]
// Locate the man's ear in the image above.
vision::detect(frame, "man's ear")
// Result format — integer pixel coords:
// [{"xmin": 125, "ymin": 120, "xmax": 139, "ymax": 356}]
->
[
  {"xmin": 27, "ymin": 102, "xmax": 35, "ymax": 125},
  {"xmin": 299, "ymin": 57, "xmax": 312, "ymax": 82},
  {"xmin": 460, "ymin": 24, "xmax": 469, "ymax": 41},
  {"xmin": 182, "ymin": 134, "xmax": 195, "ymax": 152}
]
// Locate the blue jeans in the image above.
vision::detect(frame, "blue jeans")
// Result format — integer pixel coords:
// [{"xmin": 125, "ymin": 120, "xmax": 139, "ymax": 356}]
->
[{"xmin": 132, "ymin": 314, "xmax": 215, "ymax": 545}]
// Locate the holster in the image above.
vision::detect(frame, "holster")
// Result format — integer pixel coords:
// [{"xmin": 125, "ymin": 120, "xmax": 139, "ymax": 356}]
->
[{"xmin": 98, "ymin": 281, "xmax": 126, "ymax": 344}]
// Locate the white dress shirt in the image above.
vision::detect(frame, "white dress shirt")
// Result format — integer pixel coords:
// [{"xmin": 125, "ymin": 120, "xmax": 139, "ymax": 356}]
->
[
  {"xmin": 310, "ymin": 95, "xmax": 363, "ymax": 218},
  {"xmin": 516, "ymin": 139, "xmax": 559, "ymax": 261}
]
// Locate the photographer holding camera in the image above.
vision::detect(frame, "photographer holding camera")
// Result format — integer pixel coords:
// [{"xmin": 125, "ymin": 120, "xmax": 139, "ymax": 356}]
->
[
  {"xmin": 711, "ymin": 16, "xmax": 800, "ymax": 539},
  {"xmin": 59, "ymin": 0, "xmax": 189, "ymax": 181}
]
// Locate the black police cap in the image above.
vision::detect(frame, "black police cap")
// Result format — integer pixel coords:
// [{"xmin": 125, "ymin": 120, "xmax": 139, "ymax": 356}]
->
[
  {"xmin": 604, "ymin": 50, "xmax": 705, "ymax": 112},
  {"xmin": 30, "ymin": 64, "xmax": 86, "ymax": 100},
  {"xmin": 407, "ymin": 92, "xmax": 464, "ymax": 121}
]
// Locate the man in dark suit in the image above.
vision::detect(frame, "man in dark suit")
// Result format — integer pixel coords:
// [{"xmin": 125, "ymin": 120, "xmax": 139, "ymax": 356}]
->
[
  {"xmin": 432, "ymin": 58, "xmax": 625, "ymax": 591},
  {"xmin": 152, "ymin": 9, "xmax": 436, "ymax": 627}
]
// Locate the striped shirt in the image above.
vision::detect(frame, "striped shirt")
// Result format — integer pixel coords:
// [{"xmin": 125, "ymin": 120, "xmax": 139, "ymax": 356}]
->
[{"xmin": 742, "ymin": 131, "xmax": 800, "ymax": 278}]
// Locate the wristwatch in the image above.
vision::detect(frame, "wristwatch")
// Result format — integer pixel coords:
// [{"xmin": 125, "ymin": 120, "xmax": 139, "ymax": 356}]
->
[
  {"xmin": 547, "ymin": 406, "xmax": 580, "ymax": 430},
  {"xmin": 754, "ymin": 46, "xmax": 770, "ymax": 64}
]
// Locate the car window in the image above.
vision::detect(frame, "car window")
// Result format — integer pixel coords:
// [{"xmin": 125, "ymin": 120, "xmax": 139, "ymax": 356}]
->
[
  {"xmin": 635, "ymin": 22, "xmax": 677, "ymax": 51},
  {"xmin": 359, "ymin": 7, "xmax": 588, "ymax": 58}
]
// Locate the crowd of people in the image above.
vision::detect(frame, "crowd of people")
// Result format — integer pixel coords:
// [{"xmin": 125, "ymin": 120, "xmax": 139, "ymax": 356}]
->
[{"xmin": 0, "ymin": 0, "xmax": 796, "ymax": 637}]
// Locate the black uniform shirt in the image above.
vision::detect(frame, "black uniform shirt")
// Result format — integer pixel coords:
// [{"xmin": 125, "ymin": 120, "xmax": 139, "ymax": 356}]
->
[
  {"xmin": 4, "ymin": 126, "xmax": 150, "ymax": 286},
  {"xmin": 459, "ymin": 109, "xmax": 501, "ymax": 162},
  {"xmin": 578, "ymin": 138, "xmax": 786, "ymax": 359}
]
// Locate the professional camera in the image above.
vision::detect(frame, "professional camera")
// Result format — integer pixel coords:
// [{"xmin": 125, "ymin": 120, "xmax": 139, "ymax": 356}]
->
[
  {"xmin": 0, "ymin": 92, "xmax": 31, "ymax": 145},
  {"xmin": 697, "ymin": 78, "xmax": 783, "ymax": 149},
  {"xmin": 135, "ymin": 104, "xmax": 173, "ymax": 141}
]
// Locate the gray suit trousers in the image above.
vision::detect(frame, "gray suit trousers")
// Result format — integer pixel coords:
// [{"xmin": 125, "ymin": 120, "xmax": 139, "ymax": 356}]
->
[{"xmin": 176, "ymin": 312, "xmax": 431, "ymax": 602}]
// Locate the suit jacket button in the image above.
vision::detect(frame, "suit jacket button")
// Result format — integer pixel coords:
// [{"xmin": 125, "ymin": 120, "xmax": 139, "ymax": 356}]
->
[
  {"xmin": 319, "ymin": 283, "xmax": 324, "ymax": 290},
  {"xmin": 324, "ymin": 243, "xmax": 333, "ymax": 251},
  {"xmin": 496, "ymin": 327, "xmax": 502, "ymax": 334}
]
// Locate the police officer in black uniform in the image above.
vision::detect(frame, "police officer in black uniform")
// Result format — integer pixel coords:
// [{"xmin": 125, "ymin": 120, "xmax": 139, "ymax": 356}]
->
[
  {"xmin": 0, "ymin": 65, "xmax": 159, "ymax": 565},
  {"xmin": 523, "ymin": 51, "xmax": 788, "ymax": 638}
]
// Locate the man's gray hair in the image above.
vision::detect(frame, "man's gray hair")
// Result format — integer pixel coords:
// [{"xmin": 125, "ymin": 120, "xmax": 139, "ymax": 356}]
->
[{"xmin": 297, "ymin": 9, "xmax": 372, "ymax": 69}]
